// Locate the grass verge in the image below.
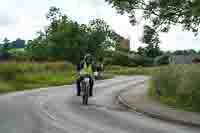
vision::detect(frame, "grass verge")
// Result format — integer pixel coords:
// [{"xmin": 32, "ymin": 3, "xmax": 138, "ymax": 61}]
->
[{"xmin": 149, "ymin": 64, "xmax": 200, "ymax": 113}]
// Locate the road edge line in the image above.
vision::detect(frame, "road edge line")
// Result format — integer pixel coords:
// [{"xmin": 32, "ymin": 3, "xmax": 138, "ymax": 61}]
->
[{"xmin": 116, "ymin": 81, "xmax": 200, "ymax": 128}]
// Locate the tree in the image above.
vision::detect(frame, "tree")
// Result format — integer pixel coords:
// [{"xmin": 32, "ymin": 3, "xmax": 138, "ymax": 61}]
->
[
  {"xmin": 0, "ymin": 38, "xmax": 11, "ymax": 59},
  {"xmin": 173, "ymin": 49, "xmax": 197, "ymax": 55},
  {"xmin": 2, "ymin": 38, "xmax": 10, "ymax": 51},
  {"xmin": 46, "ymin": 6, "xmax": 62, "ymax": 22},
  {"xmin": 26, "ymin": 7, "xmax": 120, "ymax": 63},
  {"xmin": 193, "ymin": 0, "xmax": 200, "ymax": 16},
  {"xmin": 86, "ymin": 19, "xmax": 116, "ymax": 56},
  {"xmin": 137, "ymin": 44, "xmax": 162, "ymax": 58},
  {"xmin": 137, "ymin": 46, "xmax": 145, "ymax": 56},
  {"xmin": 145, "ymin": 44, "xmax": 162, "ymax": 58},
  {"xmin": 105, "ymin": 0, "xmax": 200, "ymax": 44},
  {"xmin": 154, "ymin": 54, "xmax": 170, "ymax": 66},
  {"xmin": 187, "ymin": 49, "xmax": 196, "ymax": 55},
  {"xmin": 142, "ymin": 25, "xmax": 160, "ymax": 45},
  {"xmin": 26, "ymin": 7, "xmax": 84, "ymax": 62},
  {"xmin": 26, "ymin": 38, "xmax": 50, "ymax": 60}
]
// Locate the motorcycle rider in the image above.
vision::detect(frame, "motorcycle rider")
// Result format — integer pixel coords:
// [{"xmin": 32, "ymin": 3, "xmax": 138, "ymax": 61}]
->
[
  {"xmin": 76, "ymin": 54, "xmax": 96, "ymax": 96},
  {"xmin": 94, "ymin": 57, "xmax": 104, "ymax": 79},
  {"xmin": 97, "ymin": 57, "xmax": 104, "ymax": 73}
]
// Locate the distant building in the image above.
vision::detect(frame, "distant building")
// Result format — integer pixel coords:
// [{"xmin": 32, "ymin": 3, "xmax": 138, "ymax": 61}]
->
[
  {"xmin": 169, "ymin": 55, "xmax": 200, "ymax": 64},
  {"xmin": 119, "ymin": 37, "xmax": 130, "ymax": 51},
  {"xmin": 12, "ymin": 38, "xmax": 25, "ymax": 48}
]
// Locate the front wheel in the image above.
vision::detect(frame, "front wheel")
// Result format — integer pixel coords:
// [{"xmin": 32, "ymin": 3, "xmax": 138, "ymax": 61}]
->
[
  {"xmin": 83, "ymin": 95, "xmax": 88, "ymax": 105},
  {"xmin": 82, "ymin": 84, "xmax": 89, "ymax": 105}
]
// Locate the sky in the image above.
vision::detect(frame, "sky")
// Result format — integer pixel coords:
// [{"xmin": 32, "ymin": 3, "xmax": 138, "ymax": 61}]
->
[{"xmin": 0, "ymin": 0, "xmax": 200, "ymax": 51}]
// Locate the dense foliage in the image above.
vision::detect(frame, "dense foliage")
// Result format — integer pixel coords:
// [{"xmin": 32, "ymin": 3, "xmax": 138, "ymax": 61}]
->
[
  {"xmin": 25, "ymin": 7, "xmax": 120, "ymax": 64},
  {"xmin": 105, "ymin": 0, "xmax": 200, "ymax": 44},
  {"xmin": 154, "ymin": 54, "xmax": 170, "ymax": 66},
  {"xmin": 137, "ymin": 44, "xmax": 163, "ymax": 58},
  {"xmin": 1, "ymin": 5, "xmax": 200, "ymax": 66},
  {"xmin": 193, "ymin": 0, "xmax": 200, "ymax": 16},
  {"xmin": 0, "ymin": 38, "xmax": 25, "ymax": 60}
]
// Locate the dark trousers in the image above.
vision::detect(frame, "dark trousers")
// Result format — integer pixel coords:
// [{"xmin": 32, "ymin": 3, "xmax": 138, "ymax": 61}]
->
[{"xmin": 76, "ymin": 76, "xmax": 94, "ymax": 96}]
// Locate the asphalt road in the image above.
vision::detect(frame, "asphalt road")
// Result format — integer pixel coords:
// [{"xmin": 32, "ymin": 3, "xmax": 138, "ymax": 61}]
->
[{"xmin": 0, "ymin": 76, "xmax": 199, "ymax": 133}]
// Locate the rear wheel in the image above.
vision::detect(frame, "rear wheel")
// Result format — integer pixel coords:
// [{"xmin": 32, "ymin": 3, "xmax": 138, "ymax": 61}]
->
[{"xmin": 83, "ymin": 95, "xmax": 88, "ymax": 105}]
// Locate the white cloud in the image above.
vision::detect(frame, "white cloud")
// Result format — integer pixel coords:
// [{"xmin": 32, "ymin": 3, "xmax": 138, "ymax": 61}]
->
[{"xmin": 0, "ymin": 13, "xmax": 15, "ymax": 27}]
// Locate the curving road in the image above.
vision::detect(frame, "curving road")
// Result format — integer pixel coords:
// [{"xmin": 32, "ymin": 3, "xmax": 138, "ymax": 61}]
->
[{"xmin": 0, "ymin": 76, "xmax": 199, "ymax": 133}]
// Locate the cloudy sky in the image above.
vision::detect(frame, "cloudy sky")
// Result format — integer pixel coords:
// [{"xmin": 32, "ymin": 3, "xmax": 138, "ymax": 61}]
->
[{"xmin": 0, "ymin": 0, "xmax": 200, "ymax": 51}]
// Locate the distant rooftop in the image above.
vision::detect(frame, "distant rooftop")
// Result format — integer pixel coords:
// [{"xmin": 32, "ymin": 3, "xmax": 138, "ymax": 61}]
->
[{"xmin": 169, "ymin": 55, "xmax": 200, "ymax": 64}]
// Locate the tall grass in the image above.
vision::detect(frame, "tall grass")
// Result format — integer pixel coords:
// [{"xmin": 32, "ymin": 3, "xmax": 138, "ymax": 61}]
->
[
  {"xmin": 0, "ymin": 61, "xmax": 75, "ymax": 93},
  {"xmin": 150, "ymin": 64, "xmax": 200, "ymax": 112}
]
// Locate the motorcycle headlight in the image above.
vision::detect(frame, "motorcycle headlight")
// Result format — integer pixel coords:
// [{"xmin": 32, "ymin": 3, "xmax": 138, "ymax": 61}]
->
[{"xmin": 84, "ymin": 77, "xmax": 90, "ymax": 82}]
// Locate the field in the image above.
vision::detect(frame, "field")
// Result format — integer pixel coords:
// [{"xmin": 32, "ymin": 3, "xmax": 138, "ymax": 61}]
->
[
  {"xmin": 0, "ymin": 61, "xmax": 114, "ymax": 94},
  {"xmin": 0, "ymin": 61, "xmax": 75, "ymax": 93}
]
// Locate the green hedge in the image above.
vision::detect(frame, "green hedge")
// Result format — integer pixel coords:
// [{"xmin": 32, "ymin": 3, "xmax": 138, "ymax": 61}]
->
[
  {"xmin": 105, "ymin": 65, "xmax": 158, "ymax": 75},
  {"xmin": 110, "ymin": 53, "xmax": 154, "ymax": 67},
  {"xmin": 154, "ymin": 54, "xmax": 170, "ymax": 66}
]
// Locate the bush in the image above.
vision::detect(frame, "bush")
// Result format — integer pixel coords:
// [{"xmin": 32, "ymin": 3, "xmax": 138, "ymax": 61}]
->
[
  {"xmin": 131, "ymin": 55, "xmax": 154, "ymax": 67},
  {"xmin": 111, "ymin": 52, "xmax": 133, "ymax": 66},
  {"xmin": 105, "ymin": 65, "xmax": 158, "ymax": 75},
  {"xmin": 111, "ymin": 52, "xmax": 153, "ymax": 67},
  {"xmin": 8, "ymin": 49, "xmax": 29, "ymax": 61},
  {"xmin": 154, "ymin": 54, "xmax": 170, "ymax": 66}
]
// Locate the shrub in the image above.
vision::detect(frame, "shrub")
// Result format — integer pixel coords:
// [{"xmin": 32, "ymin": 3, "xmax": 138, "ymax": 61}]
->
[
  {"xmin": 111, "ymin": 52, "xmax": 131, "ymax": 66},
  {"xmin": 154, "ymin": 54, "xmax": 170, "ymax": 66},
  {"xmin": 105, "ymin": 65, "xmax": 158, "ymax": 76},
  {"xmin": 111, "ymin": 52, "xmax": 153, "ymax": 67},
  {"xmin": 8, "ymin": 49, "xmax": 29, "ymax": 61},
  {"xmin": 131, "ymin": 55, "xmax": 154, "ymax": 67}
]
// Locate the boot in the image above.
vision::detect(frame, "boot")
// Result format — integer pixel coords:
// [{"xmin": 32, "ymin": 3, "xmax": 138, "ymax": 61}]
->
[
  {"xmin": 76, "ymin": 80, "xmax": 81, "ymax": 96},
  {"xmin": 89, "ymin": 86, "xmax": 93, "ymax": 97}
]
